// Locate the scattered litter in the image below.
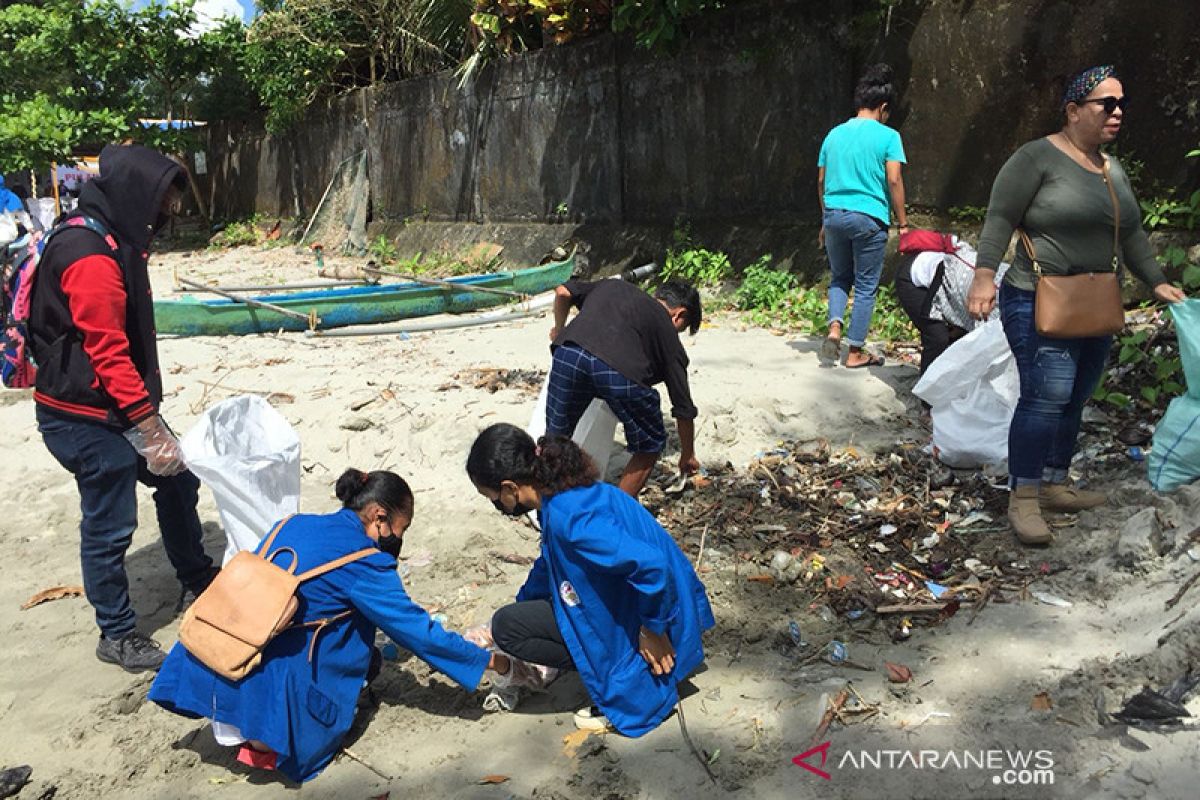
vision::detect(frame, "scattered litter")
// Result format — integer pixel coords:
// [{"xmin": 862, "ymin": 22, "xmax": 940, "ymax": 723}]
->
[
  {"xmin": 664, "ymin": 473, "xmax": 690, "ymax": 495},
  {"xmin": 878, "ymin": 524, "xmax": 897, "ymax": 537},
  {"xmin": 1031, "ymin": 691, "xmax": 1054, "ymax": 711},
  {"xmin": 884, "ymin": 662, "xmax": 913, "ymax": 683},
  {"xmin": 477, "ymin": 775, "xmax": 509, "ymax": 784},
  {"xmin": 824, "ymin": 641, "xmax": 848, "ymax": 665},
  {"xmin": 1030, "ymin": 590, "xmax": 1073, "ymax": 608},
  {"xmin": 562, "ymin": 729, "xmax": 601, "ymax": 757},
  {"xmin": 1113, "ymin": 670, "xmax": 1199, "ymax": 726},
  {"xmin": 924, "ymin": 581, "xmax": 949, "ymax": 599},
  {"xmin": 0, "ymin": 765, "xmax": 32, "ymax": 798},
  {"xmin": 788, "ymin": 620, "xmax": 807, "ymax": 648},
  {"xmin": 20, "ymin": 585, "xmax": 85, "ymax": 611}
]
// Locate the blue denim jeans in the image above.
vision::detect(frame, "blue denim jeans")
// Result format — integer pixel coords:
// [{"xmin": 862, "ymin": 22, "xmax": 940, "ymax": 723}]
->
[
  {"xmin": 999, "ymin": 285, "xmax": 1112, "ymax": 486},
  {"xmin": 37, "ymin": 410, "xmax": 213, "ymax": 638},
  {"xmin": 824, "ymin": 208, "xmax": 888, "ymax": 347}
]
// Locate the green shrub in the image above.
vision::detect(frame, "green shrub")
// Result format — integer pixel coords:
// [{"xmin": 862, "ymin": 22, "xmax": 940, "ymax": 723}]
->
[
  {"xmin": 662, "ymin": 247, "xmax": 733, "ymax": 287},
  {"xmin": 735, "ymin": 256, "xmax": 796, "ymax": 311},
  {"xmin": 368, "ymin": 234, "xmax": 399, "ymax": 264}
]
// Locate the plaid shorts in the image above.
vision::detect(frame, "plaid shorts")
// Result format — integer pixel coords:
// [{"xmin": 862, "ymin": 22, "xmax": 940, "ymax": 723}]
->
[{"xmin": 546, "ymin": 344, "xmax": 667, "ymax": 454}]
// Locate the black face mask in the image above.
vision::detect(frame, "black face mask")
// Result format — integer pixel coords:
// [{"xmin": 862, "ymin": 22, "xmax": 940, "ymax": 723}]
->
[
  {"xmin": 492, "ymin": 497, "xmax": 534, "ymax": 517},
  {"xmin": 377, "ymin": 533, "xmax": 403, "ymax": 557}
]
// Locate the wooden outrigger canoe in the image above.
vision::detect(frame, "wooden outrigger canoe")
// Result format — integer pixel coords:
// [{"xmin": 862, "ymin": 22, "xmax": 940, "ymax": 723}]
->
[{"xmin": 154, "ymin": 255, "xmax": 574, "ymax": 337}]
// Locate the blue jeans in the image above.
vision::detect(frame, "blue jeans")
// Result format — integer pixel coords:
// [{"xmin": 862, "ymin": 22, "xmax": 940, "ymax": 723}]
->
[
  {"xmin": 37, "ymin": 410, "xmax": 213, "ymax": 638},
  {"xmin": 824, "ymin": 208, "xmax": 888, "ymax": 347},
  {"xmin": 999, "ymin": 285, "xmax": 1112, "ymax": 486}
]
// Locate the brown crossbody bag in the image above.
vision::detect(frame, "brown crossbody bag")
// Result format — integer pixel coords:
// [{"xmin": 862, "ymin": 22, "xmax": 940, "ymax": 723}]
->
[
  {"xmin": 180, "ymin": 516, "xmax": 376, "ymax": 681},
  {"xmin": 1019, "ymin": 156, "xmax": 1126, "ymax": 338}
]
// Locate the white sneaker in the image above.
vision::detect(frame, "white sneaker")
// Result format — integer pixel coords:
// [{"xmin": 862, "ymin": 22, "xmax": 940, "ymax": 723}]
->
[
  {"xmin": 481, "ymin": 667, "xmax": 520, "ymax": 712},
  {"xmin": 573, "ymin": 705, "xmax": 613, "ymax": 731}
]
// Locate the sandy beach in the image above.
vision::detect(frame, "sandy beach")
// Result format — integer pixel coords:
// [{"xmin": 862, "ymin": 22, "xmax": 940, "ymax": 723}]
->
[{"xmin": 0, "ymin": 244, "xmax": 1197, "ymax": 799}]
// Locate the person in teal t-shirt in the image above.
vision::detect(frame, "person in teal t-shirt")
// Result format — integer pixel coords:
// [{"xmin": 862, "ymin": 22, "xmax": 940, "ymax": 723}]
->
[{"xmin": 817, "ymin": 63, "xmax": 909, "ymax": 368}]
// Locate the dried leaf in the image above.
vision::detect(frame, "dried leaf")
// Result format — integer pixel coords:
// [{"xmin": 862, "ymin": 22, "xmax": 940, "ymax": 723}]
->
[
  {"xmin": 884, "ymin": 661, "xmax": 913, "ymax": 683},
  {"xmin": 21, "ymin": 585, "xmax": 85, "ymax": 611},
  {"xmin": 562, "ymin": 729, "xmax": 598, "ymax": 757},
  {"xmin": 1031, "ymin": 691, "xmax": 1053, "ymax": 711},
  {"xmin": 477, "ymin": 775, "xmax": 509, "ymax": 784},
  {"xmin": 836, "ymin": 575, "xmax": 853, "ymax": 590}
]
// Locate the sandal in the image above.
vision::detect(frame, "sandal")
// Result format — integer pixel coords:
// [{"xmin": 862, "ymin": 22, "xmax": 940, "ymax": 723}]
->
[
  {"xmin": 819, "ymin": 336, "xmax": 841, "ymax": 363},
  {"xmin": 845, "ymin": 353, "xmax": 885, "ymax": 369}
]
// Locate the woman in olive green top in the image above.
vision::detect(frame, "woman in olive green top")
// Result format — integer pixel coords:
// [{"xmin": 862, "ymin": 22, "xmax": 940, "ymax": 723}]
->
[{"xmin": 967, "ymin": 66, "xmax": 1186, "ymax": 546}]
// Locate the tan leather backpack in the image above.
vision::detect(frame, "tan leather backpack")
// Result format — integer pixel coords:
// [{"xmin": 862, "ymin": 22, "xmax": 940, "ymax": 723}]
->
[{"xmin": 179, "ymin": 517, "xmax": 376, "ymax": 681}]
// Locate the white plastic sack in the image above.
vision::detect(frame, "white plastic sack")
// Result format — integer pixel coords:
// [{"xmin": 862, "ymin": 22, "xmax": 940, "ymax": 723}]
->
[
  {"xmin": 913, "ymin": 319, "xmax": 1018, "ymax": 468},
  {"xmin": 528, "ymin": 375, "xmax": 619, "ymax": 476},
  {"xmin": 180, "ymin": 395, "xmax": 302, "ymax": 563}
]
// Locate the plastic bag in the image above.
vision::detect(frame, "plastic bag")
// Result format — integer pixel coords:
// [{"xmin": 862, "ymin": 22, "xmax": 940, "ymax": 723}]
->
[
  {"xmin": 528, "ymin": 374, "xmax": 619, "ymax": 476},
  {"xmin": 1148, "ymin": 299, "xmax": 1200, "ymax": 491},
  {"xmin": 913, "ymin": 319, "xmax": 1018, "ymax": 468},
  {"xmin": 180, "ymin": 395, "xmax": 302, "ymax": 563}
]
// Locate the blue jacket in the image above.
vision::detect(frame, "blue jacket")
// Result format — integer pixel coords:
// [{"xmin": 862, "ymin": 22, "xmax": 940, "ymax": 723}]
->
[
  {"xmin": 0, "ymin": 176, "xmax": 22, "ymax": 214},
  {"xmin": 149, "ymin": 509, "xmax": 490, "ymax": 782},
  {"xmin": 517, "ymin": 482, "xmax": 715, "ymax": 736}
]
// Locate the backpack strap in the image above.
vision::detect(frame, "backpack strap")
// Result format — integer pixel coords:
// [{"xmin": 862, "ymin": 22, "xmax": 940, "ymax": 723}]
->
[
  {"xmin": 257, "ymin": 515, "xmax": 295, "ymax": 553},
  {"xmin": 43, "ymin": 215, "xmax": 118, "ymax": 253},
  {"xmin": 295, "ymin": 547, "xmax": 378, "ymax": 582}
]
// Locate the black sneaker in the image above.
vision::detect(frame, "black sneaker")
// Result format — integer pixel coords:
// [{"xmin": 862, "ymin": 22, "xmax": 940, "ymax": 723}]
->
[{"xmin": 96, "ymin": 631, "xmax": 166, "ymax": 673}]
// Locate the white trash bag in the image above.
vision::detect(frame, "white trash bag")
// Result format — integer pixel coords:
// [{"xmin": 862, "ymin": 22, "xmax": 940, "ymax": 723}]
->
[
  {"xmin": 180, "ymin": 394, "xmax": 302, "ymax": 563},
  {"xmin": 913, "ymin": 319, "xmax": 1018, "ymax": 469},
  {"xmin": 527, "ymin": 374, "xmax": 619, "ymax": 477}
]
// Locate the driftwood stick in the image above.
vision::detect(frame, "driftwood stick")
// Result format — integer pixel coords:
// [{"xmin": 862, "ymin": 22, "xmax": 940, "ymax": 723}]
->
[
  {"xmin": 1165, "ymin": 569, "xmax": 1200, "ymax": 611},
  {"xmin": 176, "ymin": 278, "xmax": 318, "ymax": 327},
  {"xmin": 340, "ymin": 747, "xmax": 393, "ymax": 781},
  {"xmin": 874, "ymin": 602, "xmax": 970, "ymax": 615},
  {"xmin": 675, "ymin": 700, "xmax": 718, "ymax": 785},
  {"xmin": 695, "ymin": 522, "xmax": 710, "ymax": 571},
  {"xmin": 364, "ymin": 265, "xmax": 525, "ymax": 300}
]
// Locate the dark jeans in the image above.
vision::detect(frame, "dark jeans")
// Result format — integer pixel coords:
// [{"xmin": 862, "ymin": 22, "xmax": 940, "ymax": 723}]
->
[
  {"xmin": 492, "ymin": 600, "xmax": 575, "ymax": 671},
  {"xmin": 37, "ymin": 409, "xmax": 213, "ymax": 638},
  {"xmin": 999, "ymin": 285, "xmax": 1112, "ymax": 486},
  {"xmin": 824, "ymin": 208, "xmax": 888, "ymax": 347},
  {"xmin": 893, "ymin": 256, "xmax": 966, "ymax": 377}
]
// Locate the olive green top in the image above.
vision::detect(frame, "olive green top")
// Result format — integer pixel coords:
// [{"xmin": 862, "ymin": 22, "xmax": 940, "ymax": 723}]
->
[{"xmin": 976, "ymin": 137, "xmax": 1167, "ymax": 292}]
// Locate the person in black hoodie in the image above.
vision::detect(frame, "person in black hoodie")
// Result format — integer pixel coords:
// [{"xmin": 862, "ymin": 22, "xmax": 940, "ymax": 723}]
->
[{"xmin": 29, "ymin": 144, "xmax": 216, "ymax": 673}]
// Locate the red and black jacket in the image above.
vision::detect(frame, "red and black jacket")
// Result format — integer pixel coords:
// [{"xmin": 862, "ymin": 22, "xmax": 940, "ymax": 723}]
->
[{"xmin": 29, "ymin": 145, "xmax": 182, "ymax": 429}]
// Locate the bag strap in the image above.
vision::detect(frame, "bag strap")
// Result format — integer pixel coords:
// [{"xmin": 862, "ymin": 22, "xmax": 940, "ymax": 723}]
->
[
  {"xmin": 296, "ymin": 547, "xmax": 378, "ymax": 582},
  {"xmin": 1017, "ymin": 229, "xmax": 1041, "ymax": 278},
  {"xmin": 1101, "ymin": 156, "xmax": 1121, "ymax": 271}
]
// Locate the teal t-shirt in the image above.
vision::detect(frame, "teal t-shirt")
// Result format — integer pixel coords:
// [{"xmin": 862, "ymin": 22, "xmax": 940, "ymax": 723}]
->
[{"xmin": 818, "ymin": 118, "xmax": 906, "ymax": 225}]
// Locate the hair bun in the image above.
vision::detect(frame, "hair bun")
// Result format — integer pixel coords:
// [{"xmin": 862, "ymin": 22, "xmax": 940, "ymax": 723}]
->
[{"xmin": 335, "ymin": 468, "xmax": 368, "ymax": 504}]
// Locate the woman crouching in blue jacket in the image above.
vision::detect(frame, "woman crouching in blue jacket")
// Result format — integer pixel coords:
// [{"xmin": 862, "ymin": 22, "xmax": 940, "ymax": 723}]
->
[
  {"xmin": 467, "ymin": 423, "xmax": 715, "ymax": 734},
  {"xmin": 149, "ymin": 468, "xmax": 503, "ymax": 783}
]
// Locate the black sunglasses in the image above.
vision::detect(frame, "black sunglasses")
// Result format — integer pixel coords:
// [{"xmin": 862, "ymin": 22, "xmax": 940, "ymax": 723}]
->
[{"xmin": 1078, "ymin": 96, "xmax": 1128, "ymax": 115}]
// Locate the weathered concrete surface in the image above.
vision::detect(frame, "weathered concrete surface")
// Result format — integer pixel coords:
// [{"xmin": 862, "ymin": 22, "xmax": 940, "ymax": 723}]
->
[
  {"xmin": 881, "ymin": 0, "xmax": 1200, "ymax": 208},
  {"xmin": 200, "ymin": 0, "xmax": 1200, "ymax": 270}
]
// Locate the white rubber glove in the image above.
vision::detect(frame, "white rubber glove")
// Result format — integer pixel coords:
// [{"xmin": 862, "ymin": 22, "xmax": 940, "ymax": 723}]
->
[{"xmin": 123, "ymin": 415, "xmax": 186, "ymax": 476}]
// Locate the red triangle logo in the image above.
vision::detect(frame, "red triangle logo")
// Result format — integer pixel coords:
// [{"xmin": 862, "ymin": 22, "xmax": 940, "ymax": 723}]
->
[{"xmin": 792, "ymin": 741, "xmax": 832, "ymax": 780}]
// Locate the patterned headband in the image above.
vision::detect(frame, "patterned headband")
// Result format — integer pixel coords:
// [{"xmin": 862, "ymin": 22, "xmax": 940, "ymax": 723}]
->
[{"xmin": 1062, "ymin": 65, "xmax": 1115, "ymax": 108}]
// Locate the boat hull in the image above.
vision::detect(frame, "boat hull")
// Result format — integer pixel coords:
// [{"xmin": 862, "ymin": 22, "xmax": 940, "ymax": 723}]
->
[{"xmin": 154, "ymin": 256, "xmax": 574, "ymax": 337}]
